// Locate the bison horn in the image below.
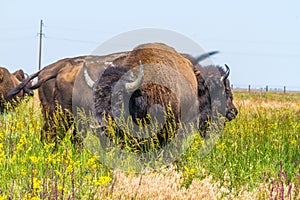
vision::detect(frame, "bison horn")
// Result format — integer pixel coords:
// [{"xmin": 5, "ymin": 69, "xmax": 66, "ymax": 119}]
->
[
  {"xmin": 24, "ymin": 73, "xmax": 29, "ymax": 79},
  {"xmin": 125, "ymin": 60, "xmax": 144, "ymax": 93},
  {"xmin": 191, "ymin": 51, "xmax": 219, "ymax": 65},
  {"xmin": 220, "ymin": 64, "xmax": 230, "ymax": 82},
  {"xmin": 83, "ymin": 63, "xmax": 95, "ymax": 88}
]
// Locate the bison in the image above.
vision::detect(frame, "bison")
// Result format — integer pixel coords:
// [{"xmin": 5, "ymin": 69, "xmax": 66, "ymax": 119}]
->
[
  {"xmin": 12, "ymin": 69, "xmax": 34, "ymax": 97},
  {"xmin": 87, "ymin": 43, "xmax": 238, "ymax": 147},
  {"xmin": 0, "ymin": 67, "xmax": 34, "ymax": 112},
  {"xmin": 10, "ymin": 56, "xmax": 87, "ymax": 141},
  {"xmin": 192, "ymin": 64, "xmax": 238, "ymax": 137},
  {"xmin": 6, "ymin": 53, "xmax": 129, "ymax": 142},
  {"xmin": 82, "ymin": 43, "xmax": 237, "ymax": 150},
  {"xmin": 13, "ymin": 69, "xmax": 26, "ymax": 81}
]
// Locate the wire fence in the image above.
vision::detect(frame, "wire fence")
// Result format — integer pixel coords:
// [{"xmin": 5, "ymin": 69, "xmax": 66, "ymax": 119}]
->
[{"xmin": 232, "ymin": 84, "xmax": 300, "ymax": 93}]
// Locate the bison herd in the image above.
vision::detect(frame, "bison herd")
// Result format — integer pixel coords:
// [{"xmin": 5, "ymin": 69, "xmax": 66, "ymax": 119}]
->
[{"xmin": 2, "ymin": 42, "xmax": 238, "ymax": 149}]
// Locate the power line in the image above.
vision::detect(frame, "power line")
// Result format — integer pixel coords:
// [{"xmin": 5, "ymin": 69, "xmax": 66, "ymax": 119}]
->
[
  {"xmin": 197, "ymin": 37, "xmax": 300, "ymax": 47},
  {"xmin": 45, "ymin": 36, "xmax": 98, "ymax": 44},
  {"xmin": 224, "ymin": 51, "xmax": 300, "ymax": 58},
  {"xmin": 44, "ymin": 25, "xmax": 115, "ymax": 35},
  {"xmin": 1, "ymin": 26, "xmax": 36, "ymax": 32},
  {"xmin": 0, "ymin": 36, "xmax": 36, "ymax": 42}
]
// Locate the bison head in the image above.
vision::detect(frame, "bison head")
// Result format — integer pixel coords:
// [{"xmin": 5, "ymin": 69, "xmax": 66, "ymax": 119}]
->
[
  {"xmin": 92, "ymin": 61, "xmax": 145, "ymax": 127},
  {"xmin": 221, "ymin": 65, "xmax": 238, "ymax": 121},
  {"xmin": 195, "ymin": 64, "xmax": 238, "ymax": 122}
]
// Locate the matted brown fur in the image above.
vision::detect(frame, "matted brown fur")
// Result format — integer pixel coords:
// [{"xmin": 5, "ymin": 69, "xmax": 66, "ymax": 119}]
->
[
  {"xmin": 93, "ymin": 43, "xmax": 199, "ymax": 123},
  {"xmin": 93, "ymin": 43, "xmax": 200, "ymax": 147},
  {"xmin": 123, "ymin": 43, "xmax": 197, "ymax": 93},
  {"xmin": 36, "ymin": 56, "xmax": 86, "ymax": 116},
  {"xmin": 0, "ymin": 67, "xmax": 22, "ymax": 96},
  {"xmin": 36, "ymin": 57, "xmax": 85, "ymax": 140},
  {"xmin": 12, "ymin": 69, "xmax": 25, "ymax": 81},
  {"xmin": 0, "ymin": 67, "xmax": 23, "ymax": 112}
]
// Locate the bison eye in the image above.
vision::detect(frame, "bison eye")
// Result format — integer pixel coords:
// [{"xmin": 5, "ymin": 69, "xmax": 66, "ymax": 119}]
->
[{"xmin": 225, "ymin": 89, "xmax": 230, "ymax": 95}]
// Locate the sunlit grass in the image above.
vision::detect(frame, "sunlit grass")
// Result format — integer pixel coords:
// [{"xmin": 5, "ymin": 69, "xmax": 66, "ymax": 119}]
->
[
  {"xmin": 0, "ymin": 97, "xmax": 111, "ymax": 199},
  {"xmin": 177, "ymin": 91, "xmax": 300, "ymax": 198},
  {"xmin": 0, "ymin": 91, "xmax": 299, "ymax": 199}
]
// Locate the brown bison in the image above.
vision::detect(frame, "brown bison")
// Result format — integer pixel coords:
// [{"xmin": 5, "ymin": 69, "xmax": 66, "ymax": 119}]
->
[
  {"xmin": 85, "ymin": 44, "xmax": 237, "ymax": 143},
  {"xmin": 6, "ymin": 53, "xmax": 128, "ymax": 141},
  {"xmin": 83, "ymin": 43, "xmax": 229, "ymax": 148},
  {"xmin": 13, "ymin": 69, "xmax": 26, "ymax": 81},
  {"xmin": 13, "ymin": 69, "xmax": 34, "ymax": 97},
  {"xmin": 11, "ymin": 56, "xmax": 87, "ymax": 141},
  {"xmin": 0, "ymin": 67, "xmax": 34, "ymax": 112}
]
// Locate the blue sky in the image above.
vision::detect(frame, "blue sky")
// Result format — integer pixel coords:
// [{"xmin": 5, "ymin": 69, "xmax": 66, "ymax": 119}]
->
[{"xmin": 1, "ymin": 0, "xmax": 300, "ymax": 90}]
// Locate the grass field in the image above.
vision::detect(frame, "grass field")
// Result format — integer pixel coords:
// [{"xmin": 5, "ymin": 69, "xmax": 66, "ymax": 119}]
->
[{"xmin": 0, "ymin": 91, "xmax": 299, "ymax": 199}]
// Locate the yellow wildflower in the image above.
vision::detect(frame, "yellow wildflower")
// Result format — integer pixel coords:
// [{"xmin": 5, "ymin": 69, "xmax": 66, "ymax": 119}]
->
[
  {"xmin": 87, "ymin": 157, "xmax": 97, "ymax": 169},
  {"xmin": 65, "ymin": 164, "xmax": 73, "ymax": 175},
  {"xmin": 58, "ymin": 184, "xmax": 63, "ymax": 192},
  {"xmin": 93, "ymin": 176, "xmax": 112, "ymax": 186},
  {"xmin": 55, "ymin": 170, "xmax": 63, "ymax": 179},
  {"xmin": 29, "ymin": 156, "xmax": 39, "ymax": 164},
  {"xmin": 33, "ymin": 177, "xmax": 41, "ymax": 193},
  {"xmin": 16, "ymin": 133, "xmax": 27, "ymax": 151},
  {"xmin": 44, "ymin": 142, "xmax": 55, "ymax": 150},
  {"xmin": 20, "ymin": 168, "xmax": 27, "ymax": 176},
  {"xmin": 0, "ymin": 194, "xmax": 8, "ymax": 200},
  {"xmin": 0, "ymin": 144, "xmax": 4, "ymax": 163},
  {"xmin": 46, "ymin": 153, "xmax": 60, "ymax": 164},
  {"xmin": 31, "ymin": 196, "xmax": 40, "ymax": 200},
  {"xmin": 10, "ymin": 154, "xmax": 16, "ymax": 163}
]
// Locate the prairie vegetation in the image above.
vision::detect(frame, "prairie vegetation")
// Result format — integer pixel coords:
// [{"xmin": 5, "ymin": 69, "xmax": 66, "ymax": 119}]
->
[{"xmin": 0, "ymin": 91, "xmax": 299, "ymax": 199}]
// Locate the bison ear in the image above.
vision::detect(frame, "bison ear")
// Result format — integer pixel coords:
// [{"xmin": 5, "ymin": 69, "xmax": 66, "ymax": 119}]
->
[
  {"xmin": 194, "ymin": 69, "xmax": 201, "ymax": 76},
  {"xmin": 195, "ymin": 71, "xmax": 208, "ymax": 95},
  {"xmin": 198, "ymin": 78, "xmax": 207, "ymax": 95}
]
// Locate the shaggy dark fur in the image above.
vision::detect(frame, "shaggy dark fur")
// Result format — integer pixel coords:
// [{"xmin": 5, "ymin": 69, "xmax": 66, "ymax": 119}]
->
[
  {"xmin": 93, "ymin": 66, "xmax": 181, "ymax": 149},
  {"xmin": 192, "ymin": 64, "xmax": 238, "ymax": 137}
]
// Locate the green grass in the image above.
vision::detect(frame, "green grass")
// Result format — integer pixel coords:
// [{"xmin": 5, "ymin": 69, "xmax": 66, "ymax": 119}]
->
[
  {"xmin": 0, "ymin": 91, "xmax": 299, "ymax": 199},
  {"xmin": 178, "ymin": 91, "xmax": 300, "ymax": 197},
  {"xmin": 0, "ymin": 98, "xmax": 111, "ymax": 199}
]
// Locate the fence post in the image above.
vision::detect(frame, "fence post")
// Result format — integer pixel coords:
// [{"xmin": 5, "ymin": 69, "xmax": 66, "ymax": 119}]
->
[
  {"xmin": 266, "ymin": 85, "xmax": 268, "ymax": 92},
  {"xmin": 284, "ymin": 86, "xmax": 286, "ymax": 94},
  {"xmin": 248, "ymin": 85, "xmax": 251, "ymax": 93}
]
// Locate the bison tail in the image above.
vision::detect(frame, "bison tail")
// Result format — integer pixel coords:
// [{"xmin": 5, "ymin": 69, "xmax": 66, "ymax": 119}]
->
[
  {"xmin": 191, "ymin": 51, "xmax": 219, "ymax": 66},
  {"xmin": 30, "ymin": 73, "xmax": 57, "ymax": 90},
  {"xmin": 5, "ymin": 71, "xmax": 40, "ymax": 100}
]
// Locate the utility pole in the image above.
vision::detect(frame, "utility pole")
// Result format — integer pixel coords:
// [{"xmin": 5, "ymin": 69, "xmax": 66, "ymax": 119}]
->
[{"xmin": 38, "ymin": 20, "xmax": 44, "ymax": 70}]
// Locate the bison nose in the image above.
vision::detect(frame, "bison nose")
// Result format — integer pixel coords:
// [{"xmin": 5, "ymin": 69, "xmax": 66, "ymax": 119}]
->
[
  {"xmin": 28, "ymin": 91, "xmax": 34, "ymax": 96},
  {"xmin": 234, "ymin": 107, "xmax": 238, "ymax": 116},
  {"xmin": 226, "ymin": 107, "xmax": 238, "ymax": 121},
  {"xmin": 24, "ymin": 88, "xmax": 34, "ymax": 97},
  {"xmin": 232, "ymin": 107, "xmax": 238, "ymax": 116}
]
